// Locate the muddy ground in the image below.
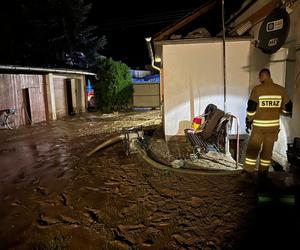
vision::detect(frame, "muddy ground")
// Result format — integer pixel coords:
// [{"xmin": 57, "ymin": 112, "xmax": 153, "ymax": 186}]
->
[{"xmin": 0, "ymin": 110, "xmax": 299, "ymax": 250}]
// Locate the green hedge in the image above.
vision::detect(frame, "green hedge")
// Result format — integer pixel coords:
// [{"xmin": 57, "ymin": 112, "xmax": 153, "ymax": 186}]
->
[{"xmin": 93, "ymin": 58, "xmax": 133, "ymax": 112}]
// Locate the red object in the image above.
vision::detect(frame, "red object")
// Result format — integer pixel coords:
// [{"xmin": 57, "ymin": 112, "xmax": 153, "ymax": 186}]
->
[{"xmin": 193, "ymin": 117, "xmax": 202, "ymax": 124}]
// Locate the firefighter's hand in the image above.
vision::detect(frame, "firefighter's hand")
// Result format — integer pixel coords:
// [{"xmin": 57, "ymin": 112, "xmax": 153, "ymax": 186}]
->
[{"xmin": 246, "ymin": 121, "xmax": 252, "ymax": 134}]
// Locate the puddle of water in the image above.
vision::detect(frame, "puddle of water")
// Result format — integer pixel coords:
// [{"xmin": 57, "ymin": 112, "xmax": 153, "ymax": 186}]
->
[{"xmin": 0, "ymin": 136, "xmax": 73, "ymax": 185}]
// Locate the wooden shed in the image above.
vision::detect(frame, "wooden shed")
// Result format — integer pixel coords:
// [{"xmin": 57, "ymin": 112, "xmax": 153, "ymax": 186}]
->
[
  {"xmin": 0, "ymin": 66, "xmax": 95, "ymax": 127},
  {"xmin": 0, "ymin": 74, "xmax": 46, "ymax": 125}
]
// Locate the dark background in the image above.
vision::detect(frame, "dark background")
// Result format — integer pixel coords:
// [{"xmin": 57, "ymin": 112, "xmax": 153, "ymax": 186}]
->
[
  {"xmin": 90, "ymin": 0, "xmax": 202, "ymax": 68},
  {"xmin": 90, "ymin": 0, "xmax": 247, "ymax": 68},
  {"xmin": 0, "ymin": 0, "xmax": 246, "ymax": 69}
]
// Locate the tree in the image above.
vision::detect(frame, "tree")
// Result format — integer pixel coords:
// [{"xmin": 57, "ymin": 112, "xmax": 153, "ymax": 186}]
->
[
  {"xmin": 55, "ymin": 0, "xmax": 107, "ymax": 67},
  {"xmin": 0, "ymin": 0, "xmax": 106, "ymax": 68},
  {"xmin": 93, "ymin": 58, "xmax": 133, "ymax": 112}
]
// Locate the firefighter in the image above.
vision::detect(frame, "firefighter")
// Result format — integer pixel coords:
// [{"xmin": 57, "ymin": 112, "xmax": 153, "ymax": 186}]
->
[{"xmin": 242, "ymin": 68, "xmax": 293, "ymax": 183}]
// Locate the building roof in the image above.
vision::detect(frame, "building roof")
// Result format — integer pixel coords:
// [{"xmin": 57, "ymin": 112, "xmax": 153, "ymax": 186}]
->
[
  {"xmin": 0, "ymin": 65, "xmax": 96, "ymax": 76},
  {"xmin": 150, "ymin": 0, "xmax": 295, "ymax": 66},
  {"xmin": 152, "ymin": 0, "xmax": 256, "ymax": 42},
  {"xmin": 153, "ymin": 0, "xmax": 217, "ymax": 42}
]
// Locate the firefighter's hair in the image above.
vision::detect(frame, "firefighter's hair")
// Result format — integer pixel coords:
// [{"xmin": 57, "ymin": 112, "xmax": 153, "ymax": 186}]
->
[{"xmin": 259, "ymin": 68, "xmax": 271, "ymax": 76}]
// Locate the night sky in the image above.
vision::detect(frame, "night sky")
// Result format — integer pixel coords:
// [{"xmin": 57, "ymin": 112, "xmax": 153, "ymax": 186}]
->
[
  {"xmin": 90, "ymin": 0, "xmax": 210, "ymax": 68},
  {"xmin": 0, "ymin": 0, "xmax": 246, "ymax": 69},
  {"xmin": 90, "ymin": 0, "xmax": 246, "ymax": 68}
]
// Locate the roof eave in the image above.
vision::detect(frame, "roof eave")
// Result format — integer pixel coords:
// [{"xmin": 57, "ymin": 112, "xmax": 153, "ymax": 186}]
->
[{"xmin": 0, "ymin": 65, "xmax": 96, "ymax": 76}]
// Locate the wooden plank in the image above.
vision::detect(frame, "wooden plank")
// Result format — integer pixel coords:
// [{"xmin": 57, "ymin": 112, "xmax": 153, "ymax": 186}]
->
[
  {"xmin": 0, "ymin": 74, "xmax": 14, "ymax": 110},
  {"xmin": 153, "ymin": 0, "xmax": 217, "ymax": 41},
  {"xmin": 133, "ymin": 95, "xmax": 160, "ymax": 107},
  {"xmin": 133, "ymin": 83, "xmax": 160, "ymax": 107},
  {"xmin": 133, "ymin": 84, "xmax": 160, "ymax": 96},
  {"xmin": 54, "ymin": 78, "xmax": 67, "ymax": 118},
  {"xmin": 29, "ymin": 76, "xmax": 46, "ymax": 124},
  {"xmin": 229, "ymin": 0, "xmax": 279, "ymax": 35}
]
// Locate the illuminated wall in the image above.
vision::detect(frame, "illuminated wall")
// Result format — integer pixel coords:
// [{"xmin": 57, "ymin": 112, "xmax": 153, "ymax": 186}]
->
[
  {"xmin": 162, "ymin": 39, "xmax": 251, "ymax": 139},
  {"xmin": 290, "ymin": 2, "xmax": 300, "ymax": 139}
]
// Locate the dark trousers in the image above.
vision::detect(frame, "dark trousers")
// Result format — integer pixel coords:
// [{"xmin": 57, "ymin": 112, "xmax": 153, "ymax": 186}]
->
[{"xmin": 244, "ymin": 126, "xmax": 279, "ymax": 172}]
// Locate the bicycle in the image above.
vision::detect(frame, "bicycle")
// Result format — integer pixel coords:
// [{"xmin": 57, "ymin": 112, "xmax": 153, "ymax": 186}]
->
[{"xmin": 0, "ymin": 108, "xmax": 17, "ymax": 130}]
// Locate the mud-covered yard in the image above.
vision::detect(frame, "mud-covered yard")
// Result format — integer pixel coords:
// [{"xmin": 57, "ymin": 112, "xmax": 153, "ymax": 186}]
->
[{"xmin": 0, "ymin": 110, "xmax": 299, "ymax": 249}]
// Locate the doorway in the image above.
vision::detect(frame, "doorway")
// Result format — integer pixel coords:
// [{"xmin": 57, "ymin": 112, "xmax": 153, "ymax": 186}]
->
[
  {"xmin": 22, "ymin": 88, "xmax": 32, "ymax": 125},
  {"xmin": 65, "ymin": 79, "xmax": 75, "ymax": 116}
]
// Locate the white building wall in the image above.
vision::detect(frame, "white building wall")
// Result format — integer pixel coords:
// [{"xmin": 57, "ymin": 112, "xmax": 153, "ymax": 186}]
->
[{"xmin": 162, "ymin": 40, "xmax": 251, "ymax": 139}]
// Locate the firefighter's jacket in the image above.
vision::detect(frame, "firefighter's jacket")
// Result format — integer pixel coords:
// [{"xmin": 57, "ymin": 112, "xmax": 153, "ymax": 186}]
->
[{"xmin": 246, "ymin": 78, "xmax": 292, "ymax": 129}]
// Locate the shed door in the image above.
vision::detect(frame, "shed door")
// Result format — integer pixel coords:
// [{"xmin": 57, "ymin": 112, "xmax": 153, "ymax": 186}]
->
[{"xmin": 54, "ymin": 78, "xmax": 67, "ymax": 118}]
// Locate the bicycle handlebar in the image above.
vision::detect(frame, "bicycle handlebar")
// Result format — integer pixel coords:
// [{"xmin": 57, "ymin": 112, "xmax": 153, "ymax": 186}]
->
[{"xmin": 0, "ymin": 108, "xmax": 16, "ymax": 114}]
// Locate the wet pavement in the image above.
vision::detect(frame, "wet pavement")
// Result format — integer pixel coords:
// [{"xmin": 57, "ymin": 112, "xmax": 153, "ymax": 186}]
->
[{"xmin": 0, "ymin": 110, "xmax": 299, "ymax": 249}]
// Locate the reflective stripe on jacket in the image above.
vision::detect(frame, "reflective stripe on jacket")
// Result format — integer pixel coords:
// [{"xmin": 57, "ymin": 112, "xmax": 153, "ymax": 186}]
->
[{"xmin": 246, "ymin": 79, "xmax": 291, "ymax": 128}]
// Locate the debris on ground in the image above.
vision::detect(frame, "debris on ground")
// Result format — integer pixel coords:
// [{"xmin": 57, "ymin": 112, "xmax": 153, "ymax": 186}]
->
[
  {"xmin": 77, "ymin": 110, "xmax": 161, "ymax": 137},
  {"xmin": 0, "ymin": 110, "xmax": 299, "ymax": 249}
]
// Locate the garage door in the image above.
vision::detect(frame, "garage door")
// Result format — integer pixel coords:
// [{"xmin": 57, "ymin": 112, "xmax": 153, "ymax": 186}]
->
[{"xmin": 54, "ymin": 78, "xmax": 67, "ymax": 118}]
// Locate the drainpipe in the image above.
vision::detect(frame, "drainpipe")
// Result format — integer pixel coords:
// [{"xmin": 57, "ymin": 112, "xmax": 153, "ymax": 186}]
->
[
  {"xmin": 145, "ymin": 37, "xmax": 164, "ymax": 126},
  {"xmin": 145, "ymin": 37, "xmax": 161, "ymax": 72},
  {"xmin": 222, "ymin": 0, "xmax": 227, "ymax": 113},
  {"xmin": 221, "ymin": 0, "xmax": 231, "ymax": 157}
]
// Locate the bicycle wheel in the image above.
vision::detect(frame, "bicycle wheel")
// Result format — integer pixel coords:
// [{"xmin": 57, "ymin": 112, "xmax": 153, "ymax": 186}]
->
[{"xmin": 5, "ymin": 114, "xmax": 17, "ymax": 130}]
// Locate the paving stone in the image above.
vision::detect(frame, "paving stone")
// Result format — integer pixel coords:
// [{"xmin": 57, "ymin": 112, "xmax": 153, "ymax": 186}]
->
[
  {"xmin": 171, "ymin": 234, "xmax": 187, "ymax": 245},
  {"xmin": 109, "ymin": 240, "xmax": 130, "ymax": 250}
]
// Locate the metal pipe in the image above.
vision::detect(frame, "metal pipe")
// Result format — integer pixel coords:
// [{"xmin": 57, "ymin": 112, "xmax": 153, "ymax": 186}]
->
[
  {"xmin": 222, "ymin": 0, "xmax": 231, "ymax": 157},
  {"xmin": 145, "ymin": 37, "xmax": 161, "ymax": 72},
  {"xmin": 0, "ymin": 65, "xmax": 96, "ymax": 76},
  {"xmin": 229, "ymin": 114, "xmax": 240, "ymax": 169},
  {"xmin": 222, "ymin": 0, "xmax": 227, "ymax": 113}
]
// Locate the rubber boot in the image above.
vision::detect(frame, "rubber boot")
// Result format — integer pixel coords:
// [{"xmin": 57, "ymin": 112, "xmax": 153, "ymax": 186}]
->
[
  {"xmin": 255, "ymin": 170, "xmax": 270, "ymax": 194},
  {"xmin": 240, "ymin": 170, "xmax": 255, "ymax": 183}
]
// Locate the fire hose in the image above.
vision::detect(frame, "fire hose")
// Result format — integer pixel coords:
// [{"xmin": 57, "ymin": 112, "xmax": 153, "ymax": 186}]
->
[
  {"xmin": 86, "ymin": 127, "xmax": 242, "ymax": 176},
  {"xmin": 133, "ymin": 140, "xmax": 241, "ymax": 176}
]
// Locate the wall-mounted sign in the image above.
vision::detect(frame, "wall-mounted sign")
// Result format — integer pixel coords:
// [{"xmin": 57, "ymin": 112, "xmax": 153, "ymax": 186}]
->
[{"xmin": 256, "ymin": 8, "xmax": 290, "ymax": 54}]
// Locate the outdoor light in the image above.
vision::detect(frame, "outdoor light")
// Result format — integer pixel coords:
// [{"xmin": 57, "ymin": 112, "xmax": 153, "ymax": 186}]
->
[
  {"xmin": 145, "ymin": 37, "xmax": 152, "ymax": 42},
  {"xmin": 155, "ymin": 57, "xmax": 161, "ymax": 63}
]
